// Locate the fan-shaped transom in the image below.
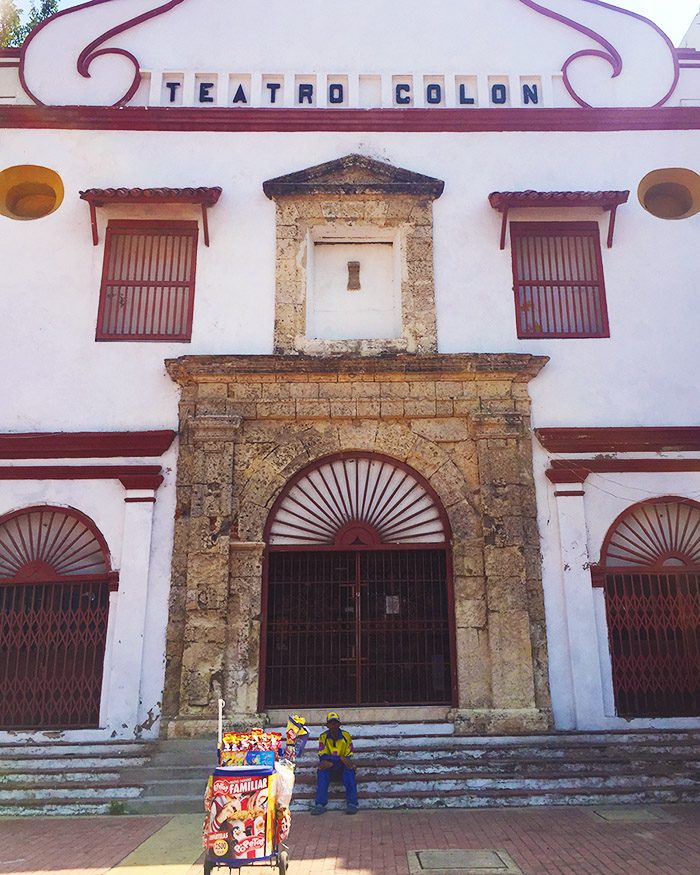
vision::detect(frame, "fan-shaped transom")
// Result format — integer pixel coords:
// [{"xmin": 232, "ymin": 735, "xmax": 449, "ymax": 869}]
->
[
  {"xmin": 601, "ymin": 499, "xmax": 700, "ymax": 569},
  {"xmin": 268, "ymin": 454, "xmax": 448, "ymax": 547},
  {"xmin": 0, "ymin": 507, "xmax": 110, "ymax": 581}
]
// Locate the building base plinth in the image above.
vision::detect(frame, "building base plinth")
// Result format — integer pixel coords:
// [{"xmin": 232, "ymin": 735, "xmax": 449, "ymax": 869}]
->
[
  {"xmin": 164, "ymin": 713, "xmax": 269, "ymax": 739},
  {"xmin": 451, "ymin": 708, "xmax": 552, "ymax": 736}
]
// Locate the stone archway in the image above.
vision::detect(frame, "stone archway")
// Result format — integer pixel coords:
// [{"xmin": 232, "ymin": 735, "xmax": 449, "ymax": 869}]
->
[
  {"xmin": 163, "ymin": 353, "xmax": 552, "ymax": 737},
  {"xmin": 260, "ymin": 451, "xmax": 456, "ymax": 710}
]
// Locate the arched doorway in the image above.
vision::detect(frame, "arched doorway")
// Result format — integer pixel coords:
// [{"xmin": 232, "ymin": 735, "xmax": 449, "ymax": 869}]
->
[
  {"xmin": 260, "ymin": 453, "xmax": 456, "ymax": 709},
  {"xmin": 597, "ymin": 498, "xmax": 700, "ymax": 718},
  {"xmin": 0, "ymin": 506, "xmax": 115, "ymax": 729}
]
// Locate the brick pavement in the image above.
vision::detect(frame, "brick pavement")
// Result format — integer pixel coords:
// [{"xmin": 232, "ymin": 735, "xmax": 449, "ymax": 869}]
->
[{"xmin": 1, "ymin": 806, "xmax": 700, "ymax": 875}]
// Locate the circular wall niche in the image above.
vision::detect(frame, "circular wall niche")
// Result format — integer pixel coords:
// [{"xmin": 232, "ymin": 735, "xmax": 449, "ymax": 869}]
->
[
  {"xmin": 638, "ymin": 168, "xmax": 700, "ymax": 220},
  {"xmin": 0, "ymin": 165, "xmax": 64, "ymax": 220}
]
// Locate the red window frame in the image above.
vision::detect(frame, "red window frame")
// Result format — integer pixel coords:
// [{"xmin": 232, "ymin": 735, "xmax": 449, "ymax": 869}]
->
[
  {"xmin": 510, "ymin": 221, "xmax": 610, "ymax": 339},
  {"xmin": 96, "ymin": 219, "xmax": 199, "ymax": 342}
]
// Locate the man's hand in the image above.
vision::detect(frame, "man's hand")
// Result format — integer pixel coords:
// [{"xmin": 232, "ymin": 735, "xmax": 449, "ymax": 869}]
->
[
  {"xmin": 340, "ymin": 756, "xmax": 355, "ymax": 770},
  {"xmin": 319, "ymin": 759, "xmax": 334, "ymax": 771}
]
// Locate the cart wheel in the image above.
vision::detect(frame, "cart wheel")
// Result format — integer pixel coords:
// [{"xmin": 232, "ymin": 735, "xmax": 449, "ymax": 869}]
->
[{"xmin": 277, "ymin": 850, "xmax": 289, "ymax": 875}]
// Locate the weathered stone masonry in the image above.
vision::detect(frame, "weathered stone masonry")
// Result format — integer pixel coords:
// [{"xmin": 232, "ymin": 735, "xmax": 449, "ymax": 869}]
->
[{"xmin": 163, "ymin": 353, "xmax": 552, "ymax": 738}]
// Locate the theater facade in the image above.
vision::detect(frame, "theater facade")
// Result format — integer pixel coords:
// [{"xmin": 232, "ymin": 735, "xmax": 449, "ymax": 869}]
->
[{"xmin": 0, "ymin": 0, "xmax": 699, "ymax": 741}]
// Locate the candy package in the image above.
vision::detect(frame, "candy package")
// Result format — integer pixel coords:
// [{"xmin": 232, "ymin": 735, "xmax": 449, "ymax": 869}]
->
[{"xmin": 282, "ymin": 714, "xmax": 309, "ymax": 765}]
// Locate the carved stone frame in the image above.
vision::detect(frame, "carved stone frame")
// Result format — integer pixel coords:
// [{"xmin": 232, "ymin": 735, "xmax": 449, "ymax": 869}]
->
[{"xmin": 263, "ymin": 154, "xmax": 444, "ymax": 356}]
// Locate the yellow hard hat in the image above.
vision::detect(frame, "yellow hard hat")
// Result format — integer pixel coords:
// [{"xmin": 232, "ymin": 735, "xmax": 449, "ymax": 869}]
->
[{"xmin": 326, "ymin": 711, "xmax": 341, "ymax": 722}]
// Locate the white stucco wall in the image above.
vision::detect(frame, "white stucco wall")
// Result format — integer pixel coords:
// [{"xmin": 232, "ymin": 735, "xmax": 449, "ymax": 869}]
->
[{"xmin": 1, "ymin": 127, "xmax": 698, "ymax": 433}]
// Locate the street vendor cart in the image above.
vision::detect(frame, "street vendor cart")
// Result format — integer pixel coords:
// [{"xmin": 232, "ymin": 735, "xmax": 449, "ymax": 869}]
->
[{"xmin": 203, "ymin": 702, "xmax": 308, "ymax": 874}]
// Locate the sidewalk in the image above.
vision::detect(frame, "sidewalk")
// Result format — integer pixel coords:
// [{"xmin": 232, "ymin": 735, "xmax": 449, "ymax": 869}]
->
[{"xmin": 1, "ymin": 805, "xmax": 699, "ymax": 875}]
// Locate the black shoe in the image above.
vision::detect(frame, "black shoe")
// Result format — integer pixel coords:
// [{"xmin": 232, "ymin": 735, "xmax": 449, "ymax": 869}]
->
[
  {"xmin": 346, "ymin": 804, "xmax": 359, "ymax": 815},
  {"xmin": 310, "ymin": 805, "xmax": 327, "ymax": 815}
]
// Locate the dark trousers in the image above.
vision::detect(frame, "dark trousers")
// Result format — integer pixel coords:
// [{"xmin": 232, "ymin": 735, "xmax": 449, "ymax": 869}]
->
[{"xmin": 315, "ymin": 755, "xmax": 358, "ymax": 806}]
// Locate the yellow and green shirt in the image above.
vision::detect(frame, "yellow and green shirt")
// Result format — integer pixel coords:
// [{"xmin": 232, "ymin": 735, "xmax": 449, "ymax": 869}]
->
[{"xmin": 318, "ymin": 729, "xmax": 354, "ymax": 759}]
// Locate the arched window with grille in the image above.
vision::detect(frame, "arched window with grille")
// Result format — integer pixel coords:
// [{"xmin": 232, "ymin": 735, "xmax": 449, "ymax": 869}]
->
[
  {"xmin": 0, "ymin": 506, "xmax": 116, "ymax": 729},
  {"xmin": 596, "ymin": 498, "xmax": 700, "ymax": 718},
  {"xmin": 260, "ymin": 452, "xmax": 457, "ymax": 710}
]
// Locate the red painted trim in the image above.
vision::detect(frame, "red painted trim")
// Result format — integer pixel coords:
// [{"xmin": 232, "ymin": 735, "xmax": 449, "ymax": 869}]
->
[
  {"xmin": 0, "ymin": 504, "xmax": 115, "ymax": 575},
  {"xmin": 678, "ymin": 49, "xmax": 700, "ymax": 61},
  {"xmin": 0, "ymin": 430, "xmax": 176, "ymax": 460},
  {"xmin": 537, "ymin": 426, "xmax": 700, "ymax": 454},
  {"xmin": 124, "ymin": 496, "xmax": 156, "ymax": 503},
  {"xmin": 554, "ymin": 489, "xmax": 586, "ymax": 497},
  {"xmin": 0, "ymin": 49, "xmax": 21, "ymax": 59},
  {"xmin": 516, "ymin": 0, "xmax": 679, "ymax": 109},
  {"xmin": 0, "ymin": 465, "xmax": 163, "ymax": 489},
  {"xmin": 1, "ymin": 106, "xmax": 699, "ymax": 133},
  {"xmin": 547, "ymin": 459, "xmax": 700, "ymax": 483}
]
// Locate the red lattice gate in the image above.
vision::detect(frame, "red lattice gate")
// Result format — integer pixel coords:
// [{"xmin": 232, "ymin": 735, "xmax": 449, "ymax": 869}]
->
[
  {"xmin": 604, "ymin": 572, "xmax": 700, "ymax": 718},
  {"xmin": 0, "ymin": 506, "xmax": 114, "ymax": 730},
  {"xmin": 0, "ymin": 579, "xmax": 111, "ymax": 729},
  {"xmin": 264, "ymin": 549, "xmax": 452, "ymax": 709}
]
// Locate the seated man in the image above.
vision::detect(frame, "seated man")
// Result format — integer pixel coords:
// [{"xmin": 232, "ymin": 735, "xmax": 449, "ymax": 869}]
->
[{"xmin": 310, "ymin": 711, "xmax": 358, "ymax": 815}]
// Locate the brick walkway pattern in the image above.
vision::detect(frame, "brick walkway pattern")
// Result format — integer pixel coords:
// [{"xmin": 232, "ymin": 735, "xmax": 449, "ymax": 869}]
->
[{"xmin": 1, "ymin": 805, "xmax": 700, "ymax": 875}]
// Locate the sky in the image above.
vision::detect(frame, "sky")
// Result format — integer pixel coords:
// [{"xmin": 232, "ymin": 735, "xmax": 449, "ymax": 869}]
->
[{"xmin": 49, "ymin": 1, "xmax": 700, "ymax": 46}]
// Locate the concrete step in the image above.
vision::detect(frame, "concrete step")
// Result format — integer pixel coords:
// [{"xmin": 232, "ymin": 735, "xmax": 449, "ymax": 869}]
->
[
  {"xmin": 1, "ymin": 728, "xmax": 698, "ymax": 816},
  {"xmin": 125, "ymin": 784, "xmax": 700, "ymax": 816},
  {"xmin": 0, "ymin": 783, "xmax": 143, "ymax": 802},
  {"xmin": 0, "ymin": 769, "xmax": 122, "ymax": 785},
  {"xmin": 0, "ymin": 741, "xmax": 154, "ymax": 757}
]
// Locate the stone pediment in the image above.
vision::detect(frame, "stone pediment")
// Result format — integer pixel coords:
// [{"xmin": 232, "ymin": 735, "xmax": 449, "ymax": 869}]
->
[{"xmin": 262, "ymin": 154, "xmax": 445, "ymax": 199}]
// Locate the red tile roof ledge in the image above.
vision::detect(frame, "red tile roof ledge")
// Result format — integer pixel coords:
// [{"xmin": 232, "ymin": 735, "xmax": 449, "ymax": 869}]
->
[
  {"xmin": 79, "ymin": 186, "xmax": 222, "ymax": 206},
  {"xmin": 488, "ymin": 189, "xmax": 630, "ymax": 249},
  {"xmin": 78, "ymin": 186, "xmax": 222, "ymax": 246}
]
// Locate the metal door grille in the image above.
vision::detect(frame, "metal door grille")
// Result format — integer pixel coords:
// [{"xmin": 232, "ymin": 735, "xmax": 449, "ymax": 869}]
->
[
  {"xmin": 604, "ymin": 572, "xmax": 700, "ymax": 717},
  {"xmin": 0, "ymin": 579, "xmax": 110, "ymax": 729},
  {"xmin": 511, "ymin": 221, "xmax": 609, "ymax": 338},
  {"xmin": 264, "ymin": 549, "xmax": 452, "ymax": 708},
  {"xmin": 96, "ymin": 220, "xmax": 198, "ymax": 341}
]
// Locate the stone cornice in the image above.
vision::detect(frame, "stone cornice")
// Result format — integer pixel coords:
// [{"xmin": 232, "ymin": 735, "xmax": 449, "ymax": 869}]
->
[
  {"xmin": 166, "ymin": 353, "xmax": 549, "ymax": 385},
  {"xmin": 263, "ymin": 153, "xmax": 445, "ymax": 199}
]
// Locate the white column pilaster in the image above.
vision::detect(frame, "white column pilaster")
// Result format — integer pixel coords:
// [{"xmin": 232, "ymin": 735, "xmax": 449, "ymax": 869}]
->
[
  {"xmin": 553, "ymin": 484, "xmax": 606, "ymax": 729},
  {"xmin": 105, "ymin": 489, "xmax": 157, "ymax": 735}
]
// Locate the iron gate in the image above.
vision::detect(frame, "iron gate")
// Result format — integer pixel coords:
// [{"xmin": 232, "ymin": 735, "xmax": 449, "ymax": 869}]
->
[
  {"xmin": 604, "ymin": 572, "xmax": 700, "ymax": 717},
  {"xmin": 264, "ymin": 549, "xmax": 452, "ymax": 708},
  {"xmin": 0, "ymin": 579, "xmax": 111, "ymax": 729}
]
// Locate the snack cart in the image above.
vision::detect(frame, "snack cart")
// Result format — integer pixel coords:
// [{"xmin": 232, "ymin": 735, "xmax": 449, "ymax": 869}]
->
[{"xmin": 203, "ymin": 701, "xmax": 308, "ymax": 874}]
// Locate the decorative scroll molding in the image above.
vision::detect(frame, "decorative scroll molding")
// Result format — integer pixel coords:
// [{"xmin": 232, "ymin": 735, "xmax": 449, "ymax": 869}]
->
[
  {"xmin": 20, "ymin": 0, "xmax": 188, "ymax": 107},
  {"xmin": 516, "ymin": 0, "xmax": 679, "ymax": 108}
]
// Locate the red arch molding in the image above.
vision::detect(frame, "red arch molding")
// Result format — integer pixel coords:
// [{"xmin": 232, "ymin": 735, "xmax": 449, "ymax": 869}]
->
[
  {"xmin": 258, "ymin": 452, "xmax": 458, "ymax": 711},
  {"xmin": 591, "ymin": 495, "xmax": 700, "ymax": 584},
  {"xmin": 0, "ymin": 503, "xmax": 119, "ymax": 589}
]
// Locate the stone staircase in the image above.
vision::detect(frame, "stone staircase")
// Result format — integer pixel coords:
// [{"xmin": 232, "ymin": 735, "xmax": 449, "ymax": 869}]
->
[
  {"xmin": 0, "ymin": 740, "xmax": 154, "ymax": 816},
  {"xmin": 2, "ymin": 725, "xmax": 700, "ymax": 815}
]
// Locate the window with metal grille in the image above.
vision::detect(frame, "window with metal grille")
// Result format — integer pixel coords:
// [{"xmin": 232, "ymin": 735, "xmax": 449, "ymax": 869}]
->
[
  {"xmin": 510, "ymin": 221, "xmax": 609, "ymax": 339},
  {"xmin": 96, "ymin": 220, "xmax": 198, "ymax": 341}
]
